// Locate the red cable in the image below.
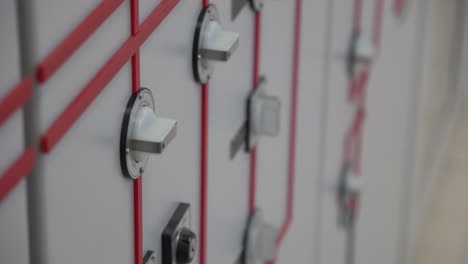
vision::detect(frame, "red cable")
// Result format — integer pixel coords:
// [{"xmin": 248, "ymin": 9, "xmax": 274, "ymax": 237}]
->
[
  {"xmin": 130, "ymin": 0, "xmax": 143, "ymax": 264},
  {"xmin": 199, "ymin": 2, "xmax": 209, "ymax": 264},
  {"xmin": 37, "ymin": 0, "xmax": 124, "ymax": 83}
]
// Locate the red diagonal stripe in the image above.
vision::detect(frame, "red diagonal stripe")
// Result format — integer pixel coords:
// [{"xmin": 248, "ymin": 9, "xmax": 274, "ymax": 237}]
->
[
  {"xmin": 0, "ymin": 148, "xmax": 36, "ymax": 204},
  {"xmin": 0, "ymin": 77, "xmax": 33, "ymax": 126},
  {"xmin": 37, "ymin": 0, "xmax": 124, "ymax": 83},
  {"xmin": 40, "ymin": 0, "xmax": 181, "ymax": 153}
]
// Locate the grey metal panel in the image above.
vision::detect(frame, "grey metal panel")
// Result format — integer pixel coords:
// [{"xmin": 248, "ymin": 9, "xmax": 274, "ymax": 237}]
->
[
  {"xmin": 318, "ymin": 0, "xmax": 355, "ymax": 263},
  {"xmin": 356, "ymin": 1, "xmax": 425, "ymax": 264},
  {"xmin": 256, "ymin": 0, "xmax": 295, "ymax": 230},
  {"xmin": 0, "ymin": 0, "xmax": 30, "ymax": 263},
  {"xmin": 272, "ymin": 0, "xmax": 329, "ymax": 263},
  {"xmin": 317, "ymin": 0, "xmax": 425, "ymax": 263},
  {"xmin": 206, "ymin": 1, "xmax": 253, "ymax": 262},
  {"xmin": 140, "ymin": 0, "xmax": 255, "ymax": 262},
  {"xmin": 139, "ymin": 0, "xmax": 202, "ymax": 258},
  {"xmin": 23, "ymin": 1, "xmax": 135, "ymax": 263}
]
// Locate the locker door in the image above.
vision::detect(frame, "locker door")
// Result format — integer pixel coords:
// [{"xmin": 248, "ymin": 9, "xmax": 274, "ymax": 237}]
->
[
  {"xmin": 356, "ymin": 1, "xmax": 426, "ymax": 264},
  {"xmin": 138, "ymin": 1, "xmax": 254, "ymax": 263},
  {"xmin": 138, "ymin": 0, "xmax": 202, "ymax": 261},
  {"xmin": 20, "ymin": 1, "xmax": 136, "ymax": 263},
  {"xmin": 317, "ymin": 0, "xmax": 356, "ymax": 263},
  {"xmin": 255, "ymin": 0, "xmax": 328, "ymax": 263},
  {"xmin": 141, "ymin": 1, "xmax": 254, "ymax": 263},
  {"xmin": 0, "ymin": 1, "xmax": 31, "ymax": 263},
  {"xmin": 317, "ymin": 0, "xmax": 428, "ymax": 263}
]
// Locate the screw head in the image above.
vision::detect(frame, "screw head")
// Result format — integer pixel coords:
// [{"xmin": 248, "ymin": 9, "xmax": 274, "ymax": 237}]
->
[{"xmin": 176, "ymin": 228, "xmax": 197, "ymax": 263}]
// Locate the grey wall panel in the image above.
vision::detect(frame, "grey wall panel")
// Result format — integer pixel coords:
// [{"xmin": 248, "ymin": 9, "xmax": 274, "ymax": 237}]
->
[
  {"xmin": 356, "ymin": 1, "xmax": 424, "ymax": 264},
  {"xmin": 256, "ymin": 0, "xmax": 295, "ymax": 232},
  {"xmin": 0, "ymin": 0, "xmax": 30, "ymax": 263},
  {"xmin": 138, "ymin": 0, "xmax": 201, "ymax": 259},
  {"xmin": 318, "ymin": 0, "xmax": 355, "ymax": 263},
  {"xmin": 25, "ymin": 1, "xmax": 135, "ymax": 263},
  {"xmin": 206, "ymin": 1, "xmax": 253, "ymax": 262},
  {"xmin": 275, "ymin": 0, "xmax": 329, "ymax": 263}
]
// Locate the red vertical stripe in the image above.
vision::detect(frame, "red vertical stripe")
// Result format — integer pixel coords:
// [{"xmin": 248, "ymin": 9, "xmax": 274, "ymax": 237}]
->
[
  {"xmin": 253, "ymin": 12, "xmax": 261, "ymax": 88},
  {"xmin": 249, "ymin": 11, "xmax": 262, "ymax": 214},
  {"xmin": 373, "ymin": 0, "xmax": 384, "ymax": 47},
  {"xmin": 276, "ymin": 0, "xmax": 302, "ymax": 250},
  {"xmin": 266, "ymin": 1, "xmax": 302, "ymax": 263},
  {"xmin": 199, "ymin": 0, "xmax": 209, "ymax": 262},
  {"xmin": 200, "ymin": 82, "xmax": 209, "ymax": 264},
  {"xmin": 353, "ymin": 0, "xmax": 363, "ymax": 31},
  {"xmin": 130, "ymin": 1, "xmax": 143, "ymax": 264},
  {"xmin": 133, "ymin": 177, "xmax": 143, "ymax": 264}
]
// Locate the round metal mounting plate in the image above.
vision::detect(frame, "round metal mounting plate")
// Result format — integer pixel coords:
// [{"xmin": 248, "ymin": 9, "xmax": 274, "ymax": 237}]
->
[
  {"xmin": 192, "ymin": 4, "xmax": 220, "ymax": 84},
  {"xmin": 120, "ymin": 88, "xmax": 155, "ymax": 179}
]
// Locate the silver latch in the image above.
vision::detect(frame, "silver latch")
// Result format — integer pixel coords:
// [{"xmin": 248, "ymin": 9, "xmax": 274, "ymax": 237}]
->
[
  {"xmin": 193, "ymin": 4, "xmax": 240, "ymax": 83},
  {"xmin": 347, "ymin": 31, "xmax": 375, "ymax": 76},
  {"xmin": 247, "ymin": 77, "xmax": 281, "ymax": 151},
  {"xmin": 229, "ymin": 77, "xmax": 281, "ymax": 159},
  {"xmin": 120, "ymin": 88, "xmax": 177, "ymax": 179},
  {"xmin": 243, "ymin": 209, "xmax": 277, "ymax": 263}
]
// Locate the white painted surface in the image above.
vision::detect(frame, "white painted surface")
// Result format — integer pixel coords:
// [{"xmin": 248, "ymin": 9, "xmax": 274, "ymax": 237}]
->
[{"xmin": 23, "ymin": 1, "xmax": 134, "ymax": 263}]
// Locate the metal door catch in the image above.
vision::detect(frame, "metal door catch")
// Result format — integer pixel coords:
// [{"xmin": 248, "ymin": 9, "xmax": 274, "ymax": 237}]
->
[
  {"xmin": 243, "ymin": 209, "xmax": 277, "ymax": 264},
  {"xmin": 120, "ymin": 88, "xmax": 177, "ymax": 179},
  {"xmin": 193, "ymin": 4, "xmax": 240, "ymax": 83}
]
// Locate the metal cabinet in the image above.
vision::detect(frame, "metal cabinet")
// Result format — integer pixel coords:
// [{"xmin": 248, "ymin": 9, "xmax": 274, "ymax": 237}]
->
[{"xmin": 3, "ymin": 0, "xmax": 452, "ymax": 264}]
